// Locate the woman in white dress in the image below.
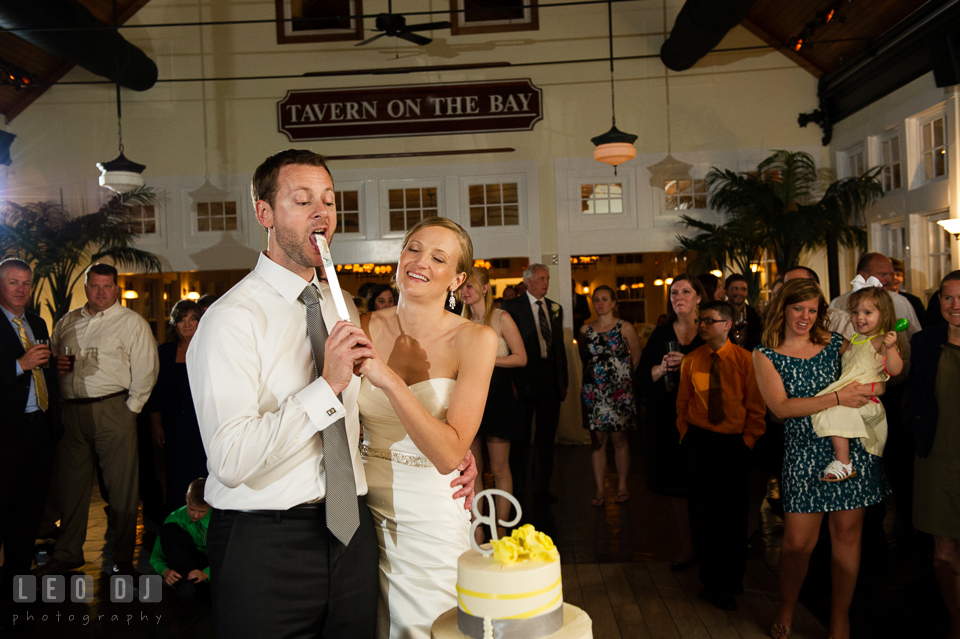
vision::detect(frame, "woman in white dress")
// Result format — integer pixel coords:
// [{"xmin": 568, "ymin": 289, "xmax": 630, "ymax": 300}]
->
[{"xmin": 357, "ymin": 217, "xmax": 498, "ymax": 639}]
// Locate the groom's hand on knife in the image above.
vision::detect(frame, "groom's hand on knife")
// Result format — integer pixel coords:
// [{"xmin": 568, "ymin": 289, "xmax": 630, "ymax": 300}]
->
[
  {"xmin": 323, "ymin": 321, "xmax": 374, "ymax": 395},
  {"xmin": 452, "ymin": 449, "xmax": 478, "ymax": 510}
]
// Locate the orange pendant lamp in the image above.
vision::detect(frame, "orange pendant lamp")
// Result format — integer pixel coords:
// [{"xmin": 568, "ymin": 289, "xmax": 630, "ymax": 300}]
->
[{"xmin": 591, "ymin": 0, "xmax": 637, "ymax": 175}]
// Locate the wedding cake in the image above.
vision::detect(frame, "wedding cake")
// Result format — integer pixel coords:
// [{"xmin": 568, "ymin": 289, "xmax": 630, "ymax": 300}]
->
[{"xmin": 431, "ymin": 509, "xmax": 592, "ymax": 639}]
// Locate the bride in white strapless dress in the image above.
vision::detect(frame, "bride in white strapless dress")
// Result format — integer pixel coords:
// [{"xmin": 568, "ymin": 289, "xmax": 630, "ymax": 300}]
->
[{"xmin": 356, "ymin": 219, "xmax": 497, "ymax": 639}]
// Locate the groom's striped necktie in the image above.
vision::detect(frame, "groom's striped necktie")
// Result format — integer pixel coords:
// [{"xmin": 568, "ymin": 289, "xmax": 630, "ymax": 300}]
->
[{"xmin": 299, "ymin": 284, "xmax": 359, "ymax": 547}]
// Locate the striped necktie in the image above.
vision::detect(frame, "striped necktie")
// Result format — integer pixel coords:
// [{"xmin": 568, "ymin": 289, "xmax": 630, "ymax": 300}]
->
[
  {"xmin": 298, "ymin": 284, "xmax": 359, "ymax": 547},
  {"xmin": 536, "ymin": 300, "xmax": 553, "ymax": 358},
  {"xmin": 12, "ymin": 316, "xmax": 48, "ymax": 412},
  {"xmin": 708, "ymin": 352, "xmax": 724, "ymax": 425}
]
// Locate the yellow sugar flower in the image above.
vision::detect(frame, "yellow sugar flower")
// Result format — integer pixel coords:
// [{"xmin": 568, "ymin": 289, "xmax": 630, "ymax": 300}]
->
[{"xmin": 489, "ymin": 525, "xmax": 558, "ymax": 564}]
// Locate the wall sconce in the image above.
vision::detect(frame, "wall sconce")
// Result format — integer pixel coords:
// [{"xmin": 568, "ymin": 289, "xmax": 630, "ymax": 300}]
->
[
  {"xmin": 710, "ymin": 269, "xmax": 722, "ymax": 278},
  {"xmin": 665, "ymin": 277, "xmax": 674, "ymax": 286},
  {"xmin": 581, "ymin": 281, "xmax": 590, "ymax": 295},
  {"xmin": 122, "ymin": 290, "xmax": 139, "ymax": 300},
  {"xmin": 186, "ymin": 291, "xmax": 200, "ymax": 301},
  {"xmin": 654, "ymin": 278, "xmax": 664, "ymax": 286},
  {"xmin": 937, "ymin": 218, "xmax": 960, "ymax": 239}
]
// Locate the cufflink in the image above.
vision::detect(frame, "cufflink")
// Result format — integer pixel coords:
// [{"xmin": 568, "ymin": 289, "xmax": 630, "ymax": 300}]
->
[{"xmin": 326, "ymin": 408, "xmax": 336, "ymax": 416}]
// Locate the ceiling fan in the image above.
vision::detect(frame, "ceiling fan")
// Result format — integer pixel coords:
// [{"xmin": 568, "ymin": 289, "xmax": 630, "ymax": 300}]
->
[{"xmin": 355, "ymin": 0, "xmax": 452, "ymax": 47}]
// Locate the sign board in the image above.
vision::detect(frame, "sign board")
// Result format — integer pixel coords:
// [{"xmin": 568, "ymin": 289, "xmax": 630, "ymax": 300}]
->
[{"xmin": 278, "ymin": 80, "xmax": 543, "ymax": 141}]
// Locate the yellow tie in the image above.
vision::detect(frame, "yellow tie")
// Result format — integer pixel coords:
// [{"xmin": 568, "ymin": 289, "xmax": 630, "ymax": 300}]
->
[{"xmin": 12, "ymin": 316, "xmax": 49, "ymax": 412}]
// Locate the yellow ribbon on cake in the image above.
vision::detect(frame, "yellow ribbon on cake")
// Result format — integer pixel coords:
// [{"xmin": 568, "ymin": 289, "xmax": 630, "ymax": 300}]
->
[{"xmin": 489, "ymin": 524, "xmax": 558, "ymax": 565}]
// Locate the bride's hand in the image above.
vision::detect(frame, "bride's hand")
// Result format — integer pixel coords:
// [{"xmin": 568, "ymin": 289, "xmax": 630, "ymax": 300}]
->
[
  {"xmin": 323, "ymin": 322, "xmax": 375, "ymax": 395},
  {"xmin": 451, "ymin": 449, "xmax": 478, "ymax": 510},
  {"xmin": 353, "ymin": 348, "xmax": 396, "ymax": 389}
]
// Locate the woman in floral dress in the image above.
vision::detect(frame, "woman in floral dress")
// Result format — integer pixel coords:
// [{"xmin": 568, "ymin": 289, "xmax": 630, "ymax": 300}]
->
[{"xmin": 580, "ymin": 285, "xmax": 641, "ymax": 506}]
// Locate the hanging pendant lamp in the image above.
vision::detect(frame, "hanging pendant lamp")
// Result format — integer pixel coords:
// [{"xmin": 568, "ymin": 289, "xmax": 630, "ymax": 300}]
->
[
  {"xmin": 97, "ymin": 0, "xmax": 145, "ymax": 193},
  {"xmin": 591, "ymin": 0, "xmax": 637, "ymax": 174}
]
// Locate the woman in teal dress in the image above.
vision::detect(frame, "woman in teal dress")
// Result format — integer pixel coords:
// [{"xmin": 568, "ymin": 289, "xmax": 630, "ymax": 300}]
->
[{"xmin": 753, "ymin": 279, "xmax": 888, "ymax": 639}]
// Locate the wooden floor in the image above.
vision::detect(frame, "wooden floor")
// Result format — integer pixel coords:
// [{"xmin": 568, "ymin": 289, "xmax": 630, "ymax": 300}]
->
[{"xmin": 562, "ymin": 561, "xmax": 825, "ymax": 639}]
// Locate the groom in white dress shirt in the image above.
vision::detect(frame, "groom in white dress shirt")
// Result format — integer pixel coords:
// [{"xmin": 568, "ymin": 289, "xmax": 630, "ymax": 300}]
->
[{"xmin": 187, "ymin": 150, "xmax": 475, "ymax": 639}]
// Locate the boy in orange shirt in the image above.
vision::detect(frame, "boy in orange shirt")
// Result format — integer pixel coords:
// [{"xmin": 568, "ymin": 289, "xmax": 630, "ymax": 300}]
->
[{"xmin": 676, "ymin": 301, "xmax": 766, "ymax": 611}]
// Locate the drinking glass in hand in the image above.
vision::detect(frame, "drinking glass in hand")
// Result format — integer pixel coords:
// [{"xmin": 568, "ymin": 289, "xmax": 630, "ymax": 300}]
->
[
  {"xmin": 35, "ymin": 338, "xmax": 51, "ymax": 368},
  {"xmin": 664, "ymin": 340, "xmax": 681, "ymax": 392},
  {"xmin": 63, "ymin": 346, "xmax": 76, "ymax": 373}
]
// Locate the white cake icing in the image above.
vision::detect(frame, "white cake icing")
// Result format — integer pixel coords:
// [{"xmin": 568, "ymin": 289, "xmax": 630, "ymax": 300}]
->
[{"xmin": 456, "ymin": 544, "xmax": 563, "ymax": 623}]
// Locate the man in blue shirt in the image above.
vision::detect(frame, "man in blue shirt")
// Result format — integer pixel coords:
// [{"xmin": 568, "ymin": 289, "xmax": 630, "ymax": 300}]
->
[{"xmin": 0, "ymin": 258, "xmax": 62, "ymax": 586}]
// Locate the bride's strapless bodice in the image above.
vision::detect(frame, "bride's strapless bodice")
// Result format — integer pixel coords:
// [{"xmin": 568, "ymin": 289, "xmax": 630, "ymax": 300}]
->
[{"xmin": 358, "ymin": 377, "xmax": 456, "ymax": 456}]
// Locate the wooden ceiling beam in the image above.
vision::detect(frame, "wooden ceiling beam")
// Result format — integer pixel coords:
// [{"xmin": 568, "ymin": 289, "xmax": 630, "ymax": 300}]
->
[{"xmin": 740, "ymin": 18, "xmax": 824, "ymax": 77}]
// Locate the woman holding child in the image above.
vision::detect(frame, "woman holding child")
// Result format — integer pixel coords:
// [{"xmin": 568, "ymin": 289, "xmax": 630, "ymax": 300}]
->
[{"xmin": 753, "ymin": 278, "xmax": 888, "ymax": 639}]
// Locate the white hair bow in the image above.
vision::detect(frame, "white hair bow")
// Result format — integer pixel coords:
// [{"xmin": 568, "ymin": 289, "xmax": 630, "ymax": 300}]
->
[{"xmin": 850, "ymin": 274, "xmax": 883, "ymax": 291}]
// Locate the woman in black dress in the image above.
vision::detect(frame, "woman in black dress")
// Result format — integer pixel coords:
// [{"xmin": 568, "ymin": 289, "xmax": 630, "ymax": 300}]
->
[
  {"xmin": 638, "ymin": 274, "xmax": 706, "ymax": 569},
  {"xmin": 462, "ymin": 267, "xmax": 527, "ymax": 542},
  {"xmin": 147, "ymin": 300, "xmax": 207, "ymax": 511}
]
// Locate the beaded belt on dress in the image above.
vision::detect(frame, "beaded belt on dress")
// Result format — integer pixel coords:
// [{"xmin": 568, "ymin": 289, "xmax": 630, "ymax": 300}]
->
[{"xmin": 361, "ymin": 444, "xmax": 433, "ymax": 468}]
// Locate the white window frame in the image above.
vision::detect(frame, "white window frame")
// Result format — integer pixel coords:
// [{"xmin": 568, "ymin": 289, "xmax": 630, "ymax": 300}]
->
[
  {"xmin": 879, "ymin": 130, "xmax": 903, "ymax": 192},
  {"xmin": 907, "ymin": 105, "xmax": 950, "ymax": 189},
  {"xmin": 663, "ymin": 177, "xmax": 708, "ymax": 211},
  {"xmin": 840, "ymin": 143, "xmax": 865, "ymax": 178},
  {"xmin": 333, "ymin": 181, "xmax": 365, "ymax": 240},
  {"xmin": 924, "ymin": 211, "xmax": 953, "ymax": 294},
  {"xmin": 459, "ymin": 173, "xmax": 526, "ymax": 232},
  {"xmin": 378, "ymin": 179, "xmax": 445, "ymax": 239}
]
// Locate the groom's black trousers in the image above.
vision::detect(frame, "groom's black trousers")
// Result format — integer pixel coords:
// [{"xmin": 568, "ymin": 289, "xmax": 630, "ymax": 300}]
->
[{"xmin": 208, "ymin": 497, "xmax": 378, "ymax": 639}]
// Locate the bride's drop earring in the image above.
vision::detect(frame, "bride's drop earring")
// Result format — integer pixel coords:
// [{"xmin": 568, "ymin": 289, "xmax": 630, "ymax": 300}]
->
[{"xmin": 448, "ymin": 290, "xmax": 456, "ymax": 310}]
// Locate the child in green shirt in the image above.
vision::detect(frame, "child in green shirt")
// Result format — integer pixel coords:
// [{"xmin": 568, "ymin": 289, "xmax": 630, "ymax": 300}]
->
[{"xmin": 149, "ymin": 477, "xmax": 210, "ymax": 600}]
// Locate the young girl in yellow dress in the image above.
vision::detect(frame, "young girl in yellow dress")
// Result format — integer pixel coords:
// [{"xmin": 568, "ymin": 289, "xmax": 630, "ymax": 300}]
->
[{"xmin": 812, "ymin": 286, "xmax": 904, "ymax": 481}]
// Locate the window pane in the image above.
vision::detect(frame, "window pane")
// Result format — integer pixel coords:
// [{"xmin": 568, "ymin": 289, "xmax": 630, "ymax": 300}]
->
[
  {"xmin": 197, "ymin": 202, "xmax": 208, "ymax": 217},
  {"xmin": 144, "ymin": 221, "xmax": 156, "ymax": 234},
  {"xmin": 469, "ymin": 185, "xmax": 485, "ymax": 206},
  {"xmin": 677, "ymin": 180, "xmax": 691, "ymax": 196},
  {"xmin": 502, "ymin": 183, "xmax": 518, "ymax": 203},
  {"xmin": 891, "ymin": 137, "xmax": 900, "ymax": 163},
  {"xmin": 423, "ymin": 210, "xmax": 438, "ymax": 220},
  {"xmin": 679, "ymin": 195, "xmax": 693, "ymax": 209},
  {"xmin": 694, "ymin": 194, "xmax": 707, "ymax": 209},
  {"xmin": 423, "ymin": 188, "xmax": 438, "ymax": 207},
  {"xmin": 923, "ymin": 123, "xmax": 933, "ymax": 152},
  {"xmin": 389, "ymin": 189, "xmax": 404, "ymax": 209},
  {"xmin": 485, "ymin": 184, "xmax": 502, "ymax": 204},
  {"xmin": 666, "ymin": 195, "xmax": 678, "ymax": 210},
  {"xmin": 343, "ymin": 191, "xmax": 358, "ymax": 210},
  {"xmin": 211, "ymin": 202, "xmax": 223, "ymax": 217},
  {"xmin": 225, "ymin": 202, "xmax": 237, "ymax": 218},
  {"xmin": 503, "ymin": 205, "xmax": 519, "ymax": 225},
  {"xmin": 225, "ymin": 217, "xmax": 238, "ymax": 231},
  {"xmin": 389, "ymin": 210, "xmax": 405, "ymax": 232},
  {"xmin": 405, "ymin": 189, "xmax": 421, "ymax": 208},
  {"xmin": 893, "ymin": 167, "xmax": 901, "ymax": 189},
  {"xmin": 664, "ymin": 180, "xmax": 677, "ymax": 196},
  {"xmin": 848, "ymin": 156, "xmax": 857, "ymax": 176},
  {"xmin": 581, "ymin": 185, "xmax": 594, "ymax": 198},
  {"xmin": 935, "ymin": 150, "xmax": 946, "ymax": 177},
  {"xmin": 465, "ymin": 0, "xmax": 525, "ymax": 23},
  {"xmin": 470, "ymin": 206, "xmax": 485, "ymax": 227},
  {"xmin": 211, "ymin": 217, "xmax": 224, "ymax": 231},
  {"xmin": 924, "ymin": 153, "xmax": 934, "ymax": 181},
  {"xmin": 594, "ymin": 199, "xmax": 608, "ymax": 214},
  {"xmin": 342, "ymin": 213, "xmax": 359, "ymax": 233},
  {"xmin": 693, "ymin": 179, "xmax": 705, "ymax": 195},
  {"xmin": 406, "ymin": 210, "xmax": 420, "ymax": 229},
  {"xmin": 198, "ymin": 218, "xmax": 209, "ymax": 232},
  {"xmin": 610, "ymin": 198, "xmax": 623, "ymax": 214},
  {"xmin": 934, "ymin": 118, "xmax": 945, "ymax": 147},
  {"xmin": 583, "ymin": 200, "xmax": 595, "ymax": 215},
  {"xmin": 882, "ymin": 141, "xmax": 890, "ymax": 165},
  {"xmin": 488, "ymin": 207, "xmax": 503, "ymax": 226}
]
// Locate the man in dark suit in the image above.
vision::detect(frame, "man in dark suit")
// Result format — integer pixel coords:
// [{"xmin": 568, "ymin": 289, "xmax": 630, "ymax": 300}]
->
[
  {"xmin": 0, "ymin": 258, "xmax": 62, "ymax": 585},
  {"xmin": 503, "ymin": 263, "xmax": 568, "ymax": 504}
]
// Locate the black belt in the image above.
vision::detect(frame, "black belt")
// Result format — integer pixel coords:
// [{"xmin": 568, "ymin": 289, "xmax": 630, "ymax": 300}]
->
[
  {"xmin": 233, "ymin": 502, "xmax": 325, "ymax": 521},
  {"xmin": 64, "ymin": 390, "xmax": 127, "ymax": 405},
  {"xmin": 23, "ymin": 411, "xmax": 46, "ymax": 422}
]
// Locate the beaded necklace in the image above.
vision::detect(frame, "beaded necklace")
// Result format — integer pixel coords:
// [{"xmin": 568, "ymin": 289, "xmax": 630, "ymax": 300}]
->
[{"xmin": 850, "ymin": 332, "xmax": 878, "ymax": 345}]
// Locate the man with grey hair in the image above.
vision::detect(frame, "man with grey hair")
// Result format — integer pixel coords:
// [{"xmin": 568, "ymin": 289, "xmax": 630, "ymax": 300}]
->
[
  {"xmin": 502, "ymin": 263, "xmax": 568, "ymax": 504},
  {"xmin": 0, "ymin": 258, "xmax": 61, "ymax": 587}
]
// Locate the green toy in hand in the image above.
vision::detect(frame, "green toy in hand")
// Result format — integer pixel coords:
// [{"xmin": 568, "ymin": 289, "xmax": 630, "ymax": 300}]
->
[{"xmin": 894, "ymin": 318, "xmax": 909, "ymax": 332}]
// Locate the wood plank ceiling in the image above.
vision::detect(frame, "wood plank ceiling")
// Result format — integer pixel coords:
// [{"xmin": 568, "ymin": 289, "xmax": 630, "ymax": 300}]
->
[
  {"xmin": 0, "ymin": 0, "xmax": 939, "ymax": 124},
  {"xmin": 742, "ymin": 0, "xmax": 934, "ymax": 77}
]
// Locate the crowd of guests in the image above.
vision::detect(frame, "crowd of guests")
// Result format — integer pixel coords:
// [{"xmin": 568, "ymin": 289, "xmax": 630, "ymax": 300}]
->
[{"xmin": 3, "ymin": 245, "xmax": 959, "ymax": 639}]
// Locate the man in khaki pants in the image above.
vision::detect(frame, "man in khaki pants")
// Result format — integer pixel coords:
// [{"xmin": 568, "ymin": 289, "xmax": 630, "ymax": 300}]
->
[{"xmin": 38, "ymin": 263, "xmax": 158, "ymax": 578}]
